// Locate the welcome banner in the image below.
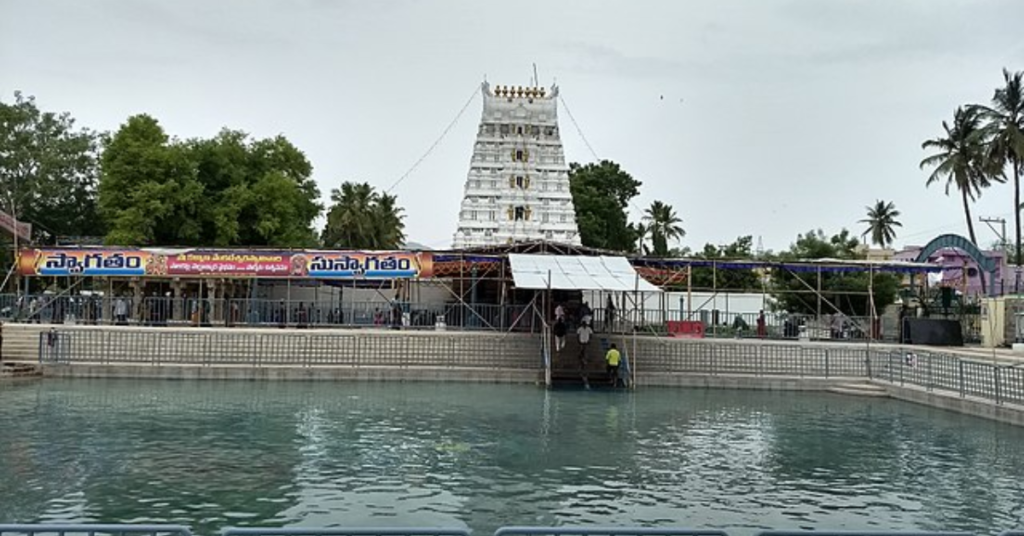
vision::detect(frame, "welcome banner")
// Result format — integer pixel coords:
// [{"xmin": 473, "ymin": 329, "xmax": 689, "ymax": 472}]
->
[{"xmin": 17, "ymin": 248, "xmax": 434, "ymax": 279}]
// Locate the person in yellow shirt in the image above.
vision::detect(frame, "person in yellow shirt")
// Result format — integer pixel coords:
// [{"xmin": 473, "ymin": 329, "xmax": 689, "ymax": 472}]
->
[{"xmin": 605, "ymin": 343, "xmax": 621, "ymax": 387}]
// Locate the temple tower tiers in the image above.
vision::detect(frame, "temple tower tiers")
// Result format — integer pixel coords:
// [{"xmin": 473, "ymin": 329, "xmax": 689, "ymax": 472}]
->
[{"xmin": 452, "ymin": 81, "xmax": 581, "ymax": 248}]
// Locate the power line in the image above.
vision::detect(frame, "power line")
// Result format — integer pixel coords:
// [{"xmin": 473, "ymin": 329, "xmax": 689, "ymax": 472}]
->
[
  {"xmin": 386, "ymin": 84, "xmax": 480, "ymax": 194},
  {"xmin": 558, "ymin": 94, "xmax": 599, "ymax": 162},
  {"xmin": 558, "ymin": 93, "xmax": 649, "ymax": 219}
]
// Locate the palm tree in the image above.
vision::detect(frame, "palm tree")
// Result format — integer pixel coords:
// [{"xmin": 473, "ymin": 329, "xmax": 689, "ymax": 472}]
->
[
  {"xmin": 322, "ymin": 182, "xmax": 407, "ymax": 249},
  {"xmin": 371, "ymin": 192, "xmax": 406, "ymax": 249},
  {"xmin": 633, "ymin": 222, "xmax": 649, "ymax": 255},
  {"xmin": 859, "ymin": 200, "xmax": 902, "ymax": 248},
  {"xmin": 643, "ymin": 200, "xmax": 685, "ymax": 256},
  {"xmin": 973, "ymin": 68, "xmax": 1024, "ymax": 268},
  {"xmin": 920, "ymin": 107, "xmax": 1001, "ymax": 246}
]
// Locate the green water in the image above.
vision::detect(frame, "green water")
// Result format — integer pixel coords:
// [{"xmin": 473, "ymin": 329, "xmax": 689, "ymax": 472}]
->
[{"xmin": 1, "ymin": 380, "xmax": 1023, "ymax": 535}]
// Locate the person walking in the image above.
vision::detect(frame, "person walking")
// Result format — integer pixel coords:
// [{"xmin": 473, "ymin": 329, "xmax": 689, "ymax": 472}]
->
[
  {"xmin": 553, "ymin": 317, "xmax": 567, "ymax": 352},
  {"xmin": 576, "ymin": 322, "xmax": 594, "ymax": 370},
  {"xmin": 756, "ymin": 310, "xmax": 767, "ymax": 339},
  {"xmin": 605, "ymin": 343, "xmax": 621, "ymax": 387}
]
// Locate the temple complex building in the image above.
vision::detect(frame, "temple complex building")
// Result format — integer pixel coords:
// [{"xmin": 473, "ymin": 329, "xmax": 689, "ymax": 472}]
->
[{"xmin": 452, "ymin": 82, "xmax": 580, "ymax": 248}]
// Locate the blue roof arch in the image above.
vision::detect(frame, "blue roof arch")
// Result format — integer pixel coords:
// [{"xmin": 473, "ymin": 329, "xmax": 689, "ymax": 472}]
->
[{"xmin": 913, "ymin": 234, "xmax": 998, "ymax": 273}]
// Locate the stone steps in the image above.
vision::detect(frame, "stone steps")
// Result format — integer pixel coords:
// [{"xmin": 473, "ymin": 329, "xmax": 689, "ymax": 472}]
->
[
  {"xmin": 827, "ymin": 382, "xmax": 889, "ymax": 398},
  {"xmin": 1, "ymin": 362, "xmax": 42, "ymax": 378}
]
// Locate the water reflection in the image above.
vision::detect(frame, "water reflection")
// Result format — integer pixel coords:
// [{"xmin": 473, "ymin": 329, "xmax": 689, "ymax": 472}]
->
[{"xmin": 1, "ymin": 381, "xmax": 1023, "ymax": 535}]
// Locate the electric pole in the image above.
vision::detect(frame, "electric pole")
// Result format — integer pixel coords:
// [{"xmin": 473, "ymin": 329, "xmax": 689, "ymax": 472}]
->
[{"xmin": 980, "ymin": 216, "xmax": 1008, "ymax": 251}]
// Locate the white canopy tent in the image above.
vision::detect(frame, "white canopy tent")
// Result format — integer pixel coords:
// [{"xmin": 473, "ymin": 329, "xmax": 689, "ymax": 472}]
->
[{"xmin": 508, "ymin": 254, "xmax": 661, "ymax": 292}]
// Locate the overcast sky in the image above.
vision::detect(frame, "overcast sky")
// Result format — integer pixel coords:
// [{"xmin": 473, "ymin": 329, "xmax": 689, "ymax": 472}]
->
[{"xmin": 2, "ymin": 0, "xmax": 1023, "ymax": 252}]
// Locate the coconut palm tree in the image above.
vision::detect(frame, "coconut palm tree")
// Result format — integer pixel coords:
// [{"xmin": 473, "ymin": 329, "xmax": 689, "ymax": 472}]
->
[
  {"xmin": 859, "ymin": 200, "xmax": 902, "ymax": 248},
  {"xmin": 371, "ymin": 192, "xmax": 406, "ymax": 249},
  {"xmin": 973, "ymin": 68, "xmax": 1024, "ymax": 268},
  {"xmin": 633, "ymin": 222, "xmax": 649, "ymax": 255},
  {"xmin": 920, "ymin": 106, "xmax": 1001, "ymax": 246},
  {"xmin": 643, "ymin": 200, "xmax": 684, "ymax": 256},
  {"xmin": 321, "ymin": 182, "xmax": 405, "ymax": 249}
]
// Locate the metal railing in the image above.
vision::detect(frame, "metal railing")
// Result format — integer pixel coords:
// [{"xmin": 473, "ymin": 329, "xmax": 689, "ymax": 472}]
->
[
  {"xmin": 0, "ymin": 525, "xmax": 192, "ymax": 536},
  {"xmin": 0, "ymin": 295, "xmax": 536, "ymax": 333},
  {"xmin": 635, "ymin": 339, "xmax": 869, "ymax": 378},
  {"xmin": 1, "ymin": 293, "xmax": 985, "ymax": 343},
  {"xmin": 870, "ymin": 349, "xmax": 1024, "ymax": 406},
  {"xmin": 37, "ymin": 328, "xmax": 540, "ymax": 370}
]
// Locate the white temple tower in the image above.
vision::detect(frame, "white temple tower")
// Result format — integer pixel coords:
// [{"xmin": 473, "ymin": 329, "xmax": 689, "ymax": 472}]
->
[{"xmin": 452, "ymin": 82, "xmax": 581, "ymax": 248}]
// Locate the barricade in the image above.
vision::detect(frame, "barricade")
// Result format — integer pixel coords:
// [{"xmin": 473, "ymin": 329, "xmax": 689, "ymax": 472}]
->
[{"xmin": 666, "ymin": 320, "xmax": 705, "ymax": 339}]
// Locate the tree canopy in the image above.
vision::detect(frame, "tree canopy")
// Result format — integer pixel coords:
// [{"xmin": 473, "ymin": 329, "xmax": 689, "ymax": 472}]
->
[
  {"xmin": 0, "ymin": 91, "xmax": 103, "ymax": 242},
  {"xmin": 689, "ymin": 235, "xmax": 763, "ymax": 292},
  {"xmin": 568, "ymin": 160, "xmax": 641, "ymax": 252},
  {"xmin": 98, "ymin": 115, "xmax": 322, "ymax": 246},
  {"xmin": 321, "ymin": 182, "xmax": 406, "ymax": 250},
  {"xmin": 770, "ymin": 229, "xmax": 899, "ymax": 316}
]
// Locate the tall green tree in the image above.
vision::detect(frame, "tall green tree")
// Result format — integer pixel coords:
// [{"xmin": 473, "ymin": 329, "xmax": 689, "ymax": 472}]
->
[
  {"xmin": 770, "ymin": 229, "xmax": 899, "ymax": 316},
  {"xmin": 974, "ymin": 68, "xmax": 1024, "ymax": 267},
  {"xmin": 642, "ymin": 200, "xmax": 685, "ymax": 256},
  {"xmin": 0, "ymin": 91, "xmax": 103, "ymax": 242},
  {"xmin": 859, "ymin": 199, "xmax": 902, "ymax": 248},
  {"xmin": 98, "ymin": 114, "xmax": 203, "ymax": 245},
  {"xmin": 321, "ymin": 182, "xmax": 406, "ymax": 249},
  {"xmin": 689, "ymin": 235, "xmax": 762, "ymax": 291},
  {"xmin": 568, "ymin": 160, "xmax": 641, "ymax": 252},
  {"xmin": 99, "ymin": 118, "xmax": 322, "ymax": 247},
  {"xmin": 920, "ymin": 106, "xmax": 1001, "ymax": 246},
  {"xmin": 186, "ymin": 130, "xmax": 321, "ymax": 247}
]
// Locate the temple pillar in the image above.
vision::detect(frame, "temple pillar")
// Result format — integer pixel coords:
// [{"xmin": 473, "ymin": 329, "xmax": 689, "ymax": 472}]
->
[
  {"xmin": 130, "ymin": 279, "xmax": 143, "ymax": 323},
  {"xmin": 172, "ymin": 278, "xmax": 183, "ymax": 322},
  {"xmin": 209, "ymin": 279, "xmax": 223, "ymax": 324}
]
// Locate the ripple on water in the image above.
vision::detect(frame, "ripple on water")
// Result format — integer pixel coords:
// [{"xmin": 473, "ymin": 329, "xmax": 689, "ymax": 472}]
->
[{"xmin": 2, "ymin": 381, "xmax": 1024, "ymax": 535}]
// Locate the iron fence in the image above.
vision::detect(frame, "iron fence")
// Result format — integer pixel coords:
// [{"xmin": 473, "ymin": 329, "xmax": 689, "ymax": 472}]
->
[
  {"xmin": 634, "ymin": 339, "xmax": 868, "ymax": 378},
  {"xmin": 2, "ymin": 294, "xmax": 985, "ymax": 344},
  {"xmin": 0, "ymin": 294, "xmax": 536, "ymax": 333},
  {"xmin": 869, "ymin": 349, "xmax": 1024, "ymax": 406},
  {"xmin": 37, "ymin": 328, "xmax": 541, "ymax": 370}
]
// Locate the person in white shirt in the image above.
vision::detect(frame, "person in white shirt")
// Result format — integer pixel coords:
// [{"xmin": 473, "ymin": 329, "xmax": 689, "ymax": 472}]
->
[{"xmin": 576, "ymin": 322, "xmax": 594, "ymax": 369}]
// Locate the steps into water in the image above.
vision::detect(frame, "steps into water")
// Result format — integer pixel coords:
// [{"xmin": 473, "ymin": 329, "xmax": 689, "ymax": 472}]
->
[
  {"xmin": 1, "ymin": 362, "xmax": 43, "ymax": 379},
  {"xmin": 827, "ymin": 382, "xmax": 889, "ymax": 398}
]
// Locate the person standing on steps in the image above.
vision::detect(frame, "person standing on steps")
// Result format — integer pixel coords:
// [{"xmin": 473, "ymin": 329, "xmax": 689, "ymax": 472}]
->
[
  {"xmin": 553, "ymin": 317, "xmax": 567, "ymax": 352},
  {"xmin": 579, "ymin": 301, "xmax": 593, "ymax": 327},
  {"xmin": 576, "ymin": 321, "xmax": 593, "ymax": 370},
  {"xmin": 605, "ymin": 343, "xmax": 621, "ymax": 387},
  {"xmin": 605, "ymin": 296, "xmax": 616, "ymax": 332}
]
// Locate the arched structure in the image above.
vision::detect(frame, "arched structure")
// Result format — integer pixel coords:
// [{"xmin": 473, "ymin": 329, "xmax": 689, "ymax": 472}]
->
[{"xmin": 914, "ymin": 233, "xmax": 998, "ymax": 296}]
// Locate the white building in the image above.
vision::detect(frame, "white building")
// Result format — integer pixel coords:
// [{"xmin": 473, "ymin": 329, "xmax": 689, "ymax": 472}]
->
[{"xmin": 452, "ymin": 82, "xmax": 581, "ymax": 248}]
